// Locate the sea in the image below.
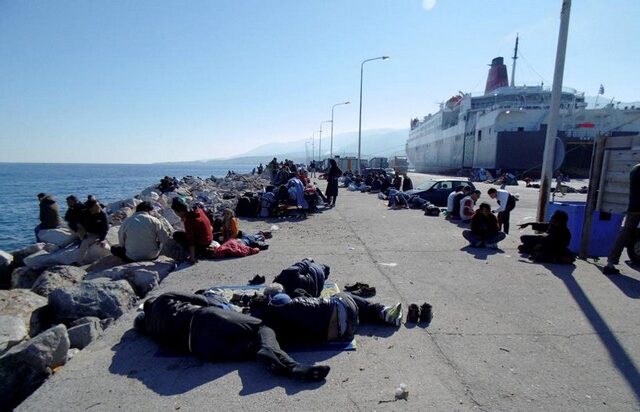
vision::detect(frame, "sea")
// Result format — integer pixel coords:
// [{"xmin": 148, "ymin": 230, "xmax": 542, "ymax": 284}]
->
[{"xmin": 0, "ymin": 162, "xmax": 256, "ymax": 252}]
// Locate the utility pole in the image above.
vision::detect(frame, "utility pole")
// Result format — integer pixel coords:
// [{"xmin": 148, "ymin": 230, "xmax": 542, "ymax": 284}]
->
[{"xmin": 537, "ymin": 0, "xmax": 572, "ymax": 222}]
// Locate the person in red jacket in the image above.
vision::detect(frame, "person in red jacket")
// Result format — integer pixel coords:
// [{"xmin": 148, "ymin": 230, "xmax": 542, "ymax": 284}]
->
[{"xmin": 171, "ymin": 198, "xmax": 213, "ymax": 263}]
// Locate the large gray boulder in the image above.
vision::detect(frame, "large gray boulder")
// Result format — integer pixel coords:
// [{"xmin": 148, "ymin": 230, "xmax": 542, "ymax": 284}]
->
[
  {"xmin": 84, "ymin": 254, "xmax": 126, "ymax": 273},
  {"xmin": 0, "ymin": 315, "xmax": 28, "ymax": 355},
  {"xmin": 67, "ymin": 318, "xmax": 102, "ymax": 350},
  {"xmin": 36, "ymin": 227, "xmax": 76, "ymax": 247},
  {"xmin": 48, "ymin": 279, "xmax": 137, "ymax": 323},
  {"xmin": 0, "ymin": 250, "xmax": 13, "ymax": 268},
  {"xmin": 125, "ymin": 269, "xmax": 159, "ymax": 297},
  {"xmin": 31, "ymin": 265, "xmax": 86, "ymax": 297},
  {"xmin": 0, "ymin": 324, "xmax": 69, "ymax": 409},
  {"xmin": 84, "ymin": 256, "xmax": 176, "ymax": 282},
  {"xmin": 0, "ymin": 250, "xmax": 14, "ymax": 288},
  {"xmin": 10, "ymin": 266, "xmax": 42, "ymax": 289},
  {"xmin": 11, "ymin": 243, "xmax": 50, "ymax": 267},
  {"xmin": 0, "ymin": 289, "xmax": 48, "ymax": 337}
]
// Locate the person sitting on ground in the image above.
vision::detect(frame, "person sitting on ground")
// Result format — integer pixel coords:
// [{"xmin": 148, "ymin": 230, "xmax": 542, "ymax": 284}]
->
[
  {"xmin": 64, "ymin": 195, "xmax": 86, "ymax": 238},
  {"xmin": 222, "ymin": 208, "xmax": 240, "ymax": 241},
  {"xmin": 380, "ymin": 175, "xmax": 391, "ymax": 193},
  {"xmin": 171, "ymin": 197, "xmax": 214, "ymax": 263},
  {"xmin": 111, "ymin": 201, "xmax": 169, "ymax": 262},
  {"xmin": 370, "ymin": 176, "xmax": 382, "ymax": 193},
  {"xmin": 35, "ymin": 193, "xmax": 63, "ymax": 240},
  {"xmin": 450, "ymin": 186, "xmax": 471, "ymax": 221},
  {"xmin": 462, "ymin": 203, "xmax": 506, "ymax": 248},
  {"xmin": 135, "ymin": 292, "xmax": 330, "ymax": 381},
  {"xmin": 77, "ymin": 198, "xmax": 109, "ymax": 264},
  {"xmin": 459, "ymin": 190, "xmax": 480, "ymax": 222},
  {"xmin": 392, "ymin": 174, "xmax": 402, "ymax": 190},
  {"xmin": 248, "ymin": 283, "xmax": 402, "ymax": 345},
  {"xmin": 402, "ymin": 174, "xmax": 413, "ymax": 191},
  {"xmin": 518, "ymin": 210, "xmax": 574, "ymax": 263},
  {"xmin": 446, "ymin": 186, "xmax": 464, "ymax": 220}
]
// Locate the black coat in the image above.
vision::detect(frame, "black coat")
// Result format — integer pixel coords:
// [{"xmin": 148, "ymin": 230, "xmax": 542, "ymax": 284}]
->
[
  {"xmin": 273, "ymin": 259, "xmax": 330, "ymax": 297},
  {"xmin": 39, "ymin": 196, "xmax": 62, "ymax": 229},
  {"xmin": 256, "ymin": 296, "xmax": 334, "ymax": 344},
  {"xmin": 325, "ymin": 166, "xmax": 342, "ymax": 197}
]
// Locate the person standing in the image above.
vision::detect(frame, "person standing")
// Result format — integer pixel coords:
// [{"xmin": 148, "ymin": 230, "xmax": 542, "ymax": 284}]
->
[
  {"xmin": 603, "ymin": 163, "xmax": 640, "ymax": 275},
  {"xmin": 111, "ymin": 201, "xmax": 169, "ymax": 262},
  {"xmin": 324, "ymin": 159, "xmax": 342, "ymax": 207},
  {"xmin": 488, "ymin": 187, "xmax": 517, "ymax": 234},
  {"xmin": 35, "ymin": 193, "xmax": 62, "ymax": 240}
]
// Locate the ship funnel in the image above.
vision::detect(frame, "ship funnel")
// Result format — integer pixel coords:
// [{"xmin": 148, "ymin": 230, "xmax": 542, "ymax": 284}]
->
[{"xmin": 484, "ymin": 57, "xmax": 509, "ymax": 94}]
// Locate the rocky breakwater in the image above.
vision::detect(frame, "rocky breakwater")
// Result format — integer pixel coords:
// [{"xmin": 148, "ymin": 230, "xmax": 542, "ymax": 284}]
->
[{"xmin": 0, "ymin": 173, "xmax": 270, "ymax": 409}]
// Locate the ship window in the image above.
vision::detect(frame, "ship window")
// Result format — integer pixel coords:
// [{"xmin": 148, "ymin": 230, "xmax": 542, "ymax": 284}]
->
[{"xmin": 477, "ymin": 130, "xmax": 482, "ymax": 141}]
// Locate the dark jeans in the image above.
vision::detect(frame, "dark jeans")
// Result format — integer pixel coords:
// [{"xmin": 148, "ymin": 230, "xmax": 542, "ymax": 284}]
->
[
  {"xmin": 463, "ymin": 230, "xmax": 506, "ymax": 245},
  {"xmin": 173, "ymin": 232, "xmax": 208, "ymax": 256},
  {"xmin": 344, "ymin": 292, "xmax": 387, "ymax": 324},
  {"xmin": 110, "ymin": 246, "xmax": 134, "ymax": 263},
  {"xmin": 608, "ymin": 212, "xmax": 640, "ymax": 264},
  {"xmin": 498, "ymin": 196, "xmax": 516, "ymax": 234}
]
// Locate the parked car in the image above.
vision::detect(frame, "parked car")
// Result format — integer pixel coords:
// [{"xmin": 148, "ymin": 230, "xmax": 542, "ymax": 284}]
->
[{"xmin": 404, "ymin": 179, "xmax": 476, "ymax": 207}]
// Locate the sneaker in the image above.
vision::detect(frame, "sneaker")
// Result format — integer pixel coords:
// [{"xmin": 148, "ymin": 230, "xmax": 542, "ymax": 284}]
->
[
  {"xmin": 602, "ymin": 265, "xmax": 621, "ymax": 275},
  {"xmin": 248, "ymin": 275, "xmax": 266, "ymax": 285},
  {"xmin": 419, "ymin": 303, "xmax": 433, "ymax": 324},
  {"xmin": 406, "ymin": 304, "xmax": 420, "ymax": 323},
  {"xmin": 382, "ymin": 303, "xmax": 403, "ymax": 326}
]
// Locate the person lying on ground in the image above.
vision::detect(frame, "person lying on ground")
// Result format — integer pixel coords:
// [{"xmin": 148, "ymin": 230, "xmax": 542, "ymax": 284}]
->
[
  {"xmin": 248, "ymin": 283, "xmax": 402, "ymax": 345},
  {"xmin": 111, "ymin": 201, "xmax": 170, "ymax": 262},
  {"xmin": 171, "ymin": 197, "xmax": 214, "ymax": 263},
  {"xmin": 518, "ymin": 210, "xmax": 574, "ymax": 263},
  {"xmin": 462, "ymin": 202, "xmax": 506, "ymax": 248},
  {"xmin": 459, "ymin": 190, "xmax": 481, "ymax": 222},
  {"xmin": 273, "ymin": 258, "xmax": 330, "ymax": 298},
  {"xmin": 134, "ymin": 292, "xmax": 330, "ymax": 381}
]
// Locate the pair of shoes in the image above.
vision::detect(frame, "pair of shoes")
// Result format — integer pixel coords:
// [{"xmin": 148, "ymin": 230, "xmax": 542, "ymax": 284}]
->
[
  {"xmin": 382, "ymin": 303, "xmax": 403, "ymax": 326},
  {"xmin": 419, "ymin": 303, "xmax": 433, "ymax": 324},
  {"xmin": 344, "ymin": 282, "xmax": 369, "ymax": 292},
  {"xmin": 257, "ymin": 242, "xmax": 269, "ymax": 250},
  {"xmin": 248, "ymin": 275, "xmax": 266, "ymax": 285},
  {"xmin": 602, "ymin": 265, "xmax": 621, "ymax": 275},
  {"xmin": 406, "ymin": 304, "xmax": 420, "ymax": 323},
  {"xmin": 351, "ymin": 286, "xmax": 376, "ymax": 298},
  {"xmin": 259, "ymin": 231, "xmax": 273, "ymax": 239}
]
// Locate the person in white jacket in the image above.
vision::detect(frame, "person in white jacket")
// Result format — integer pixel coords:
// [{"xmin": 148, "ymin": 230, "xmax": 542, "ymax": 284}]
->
[
  {"xmin": 488, "ymin": 188, "xmax": 517, "ymax": 234},
  {"xmin": 111, "ymin": 201, "xmax": 169, "ymax": 262}
]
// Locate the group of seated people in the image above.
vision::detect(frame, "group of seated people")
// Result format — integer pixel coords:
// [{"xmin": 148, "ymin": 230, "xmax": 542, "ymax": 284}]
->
[{"xmin": 134, "ymin": 258, "xmax": 404, "ymax": 382}]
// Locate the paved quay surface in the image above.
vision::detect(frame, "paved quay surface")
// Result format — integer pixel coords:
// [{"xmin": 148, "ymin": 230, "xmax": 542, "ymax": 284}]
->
[{"xmin": 19, "ymin": 173, "xmax": 640, "ymax": 411}]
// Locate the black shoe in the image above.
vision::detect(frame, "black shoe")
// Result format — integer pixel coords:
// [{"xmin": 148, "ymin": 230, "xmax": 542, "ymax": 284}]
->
[
  {"xmin": 419, "ymin": 303, "xmax": 433, "ymax": 324},
  {"xmin": 407, "ymin": 304, "xmax": 420, "ymax": 323},
  {"xmin": 602, "ymin": 265, "xmax": 621, "ymax": 275},
  {"xmin": 344, "ymin": 282, "xmax": 369, "ymax": 292},
  {"xmin": 351, "ymin": 286, "xmax": 376, "ymax": 298},
  {"xmin": 248, "ymin": 275, "xmax": 266, "ymax": 285}
]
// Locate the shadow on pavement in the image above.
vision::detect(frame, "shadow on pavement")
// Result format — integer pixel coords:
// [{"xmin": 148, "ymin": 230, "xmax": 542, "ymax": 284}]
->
[
  {"xmin": 545, "ymin": 263, "xmax": 640, "ymax": 404},
  {"xmin": 460, "ymin": 245, "xmax": 504, "ymax": 260},
  {"xmin": 109, "ymin": 330, "xmax": 329, "ymax": 397}
]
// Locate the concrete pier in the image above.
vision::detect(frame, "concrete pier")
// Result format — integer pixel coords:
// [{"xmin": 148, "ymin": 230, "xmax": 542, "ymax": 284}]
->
[{"xmin": 19, "ymin": 174, "xmax": 640, "ymax": 411}]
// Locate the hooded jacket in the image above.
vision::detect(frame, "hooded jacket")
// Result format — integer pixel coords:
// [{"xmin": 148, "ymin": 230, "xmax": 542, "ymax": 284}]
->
[{"xmin": 39, "ymin": 196, "xmax": 62, "ymax": 229}]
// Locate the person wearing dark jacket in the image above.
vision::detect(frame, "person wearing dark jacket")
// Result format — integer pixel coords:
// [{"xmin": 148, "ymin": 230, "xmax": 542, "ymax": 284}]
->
[
  {"xmin": 462, "ymin": 203, "xmax": 506, "ymax": 248},
  {"xmin": 250, "ymin": 288, "xmax": 402, "ymax": 344},
  {"xmin": 64, "ymin": 195, "xmax": 86, "ymax": 236},
  {"xmin": 135, "ymin": 292, "xmax": 329, "ymax": 381},
  {"xmin": 324, "ymin": 159, "xmax": 342, "ymax": 207},
  {"xmin": 401, "ymin": 174, "xmax": 413, "ymax": 192},
  {"xmin": 392, "ymin": 174, "xmax": 402, "ymax": 191},
  {"xmin": 518, "ymin": 210, "xmax": 574, "ymax": 263},
  {"xmin": 76, "ymin": 199, "xmax": 109, "ymax": 264},
  {"xmin": 35, "ymin": 193, "xmax": 62, "ymax": 240},
  {"xmin": 603, "ymin": 163, "xmax": 640, "ymax": 274},
  {"xmin": 273, "ymin": 258, "xmax": 329, "ymax": 298}
]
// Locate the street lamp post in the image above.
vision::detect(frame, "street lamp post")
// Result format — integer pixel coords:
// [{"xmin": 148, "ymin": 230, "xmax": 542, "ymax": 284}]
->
[
  {"xmin": 357, "ymin": 56, "xmax": 389, "ymax": 173},
  {"xmin": 319, "ymin": 120, "xmax": 332, "ymax": 163},
  {"xmin": 331, "ymin": 101, "xmax": 350, "ymax": 158}
]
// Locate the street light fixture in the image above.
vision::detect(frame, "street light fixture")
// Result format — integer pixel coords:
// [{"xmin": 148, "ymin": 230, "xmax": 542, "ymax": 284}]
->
[
  {"xmin": 319, "ymin": 120, "xmax": 332, "ymax": 162},
  {"xmin": 330, "ymin": 101, "xmax": 350, "ymax": 158},
  {"xmin": 357, "ymin": 56, "xmax": 389, "ymax": 173}
]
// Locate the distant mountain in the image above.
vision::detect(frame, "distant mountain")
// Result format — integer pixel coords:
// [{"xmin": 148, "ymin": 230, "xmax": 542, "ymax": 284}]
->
[{"xmin": 156, "ymin": 128, "xmax": 408, "ymax": 166}]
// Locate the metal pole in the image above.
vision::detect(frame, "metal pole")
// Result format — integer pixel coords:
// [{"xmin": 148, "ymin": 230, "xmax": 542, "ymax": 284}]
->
[
  {"xmin": 357, "ymin": 62, "xmax": 364, "ymax": 174},
  {"xmin": 536, "ymin": 0, "xmax": 572, "ymax": 223},
  {"xmin": 331, "ymin": 106, "xmax": 335, "ymax": 158},
  {"xmin": 579, "ymin": 135, "xmax": 606, "ymax": 259}
]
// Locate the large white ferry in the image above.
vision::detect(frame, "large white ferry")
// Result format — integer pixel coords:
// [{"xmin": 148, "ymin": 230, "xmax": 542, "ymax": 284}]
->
[{"xmin": 406, "ymin": 39, "xmax": 640, "ymax": 176}]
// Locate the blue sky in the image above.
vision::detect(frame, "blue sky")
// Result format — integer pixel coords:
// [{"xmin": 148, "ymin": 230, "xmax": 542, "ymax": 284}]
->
[{"xmin": 1, "ymin": 0, "xmax": 638, "ymax": 163}]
